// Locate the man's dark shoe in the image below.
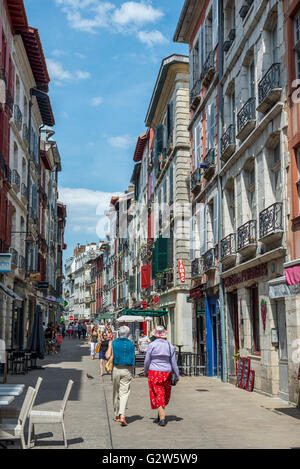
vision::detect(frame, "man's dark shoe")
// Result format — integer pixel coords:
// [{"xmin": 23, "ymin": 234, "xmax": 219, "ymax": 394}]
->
[{"xmin": 158, "ymin": 419, "xmax": 167, "ymax": 426}]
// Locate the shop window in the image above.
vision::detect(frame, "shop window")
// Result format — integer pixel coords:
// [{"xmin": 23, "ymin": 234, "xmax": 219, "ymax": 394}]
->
[{"xmin": 250, "ymin": 286, "xmax": 260, "ymax": 354}]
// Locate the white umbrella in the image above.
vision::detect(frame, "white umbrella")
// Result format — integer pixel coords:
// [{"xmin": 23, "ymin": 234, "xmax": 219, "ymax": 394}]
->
[{"xmin": 116, "ymin": 315, "xmax": 145, "ymax": 323}]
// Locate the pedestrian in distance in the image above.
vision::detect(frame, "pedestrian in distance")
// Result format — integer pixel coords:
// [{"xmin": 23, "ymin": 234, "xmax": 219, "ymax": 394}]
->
[
  {"xmin": 50, "ymin": 325, "xmax": 57, "ymax": 356},
  {"xmin": 73, "ymin": 322, "xmax": 78, "ymax": 339},
  {"xmin": 105, "ymin": 324, "xmax": 113, "ymax": 341},
  {"xmin": 105, "ymin": 325, "xmax": 135, "ymax": 427},
  {"xmin": 138, "ymin": 330, "xmax": 150, "ymax": 354},
  {"xmin": 89, "ymin": 326, "xmax": 99, "ymax": 360},
  {"xmin": 67, "ymin": 323, "xmax": 73, "ymax": 339},
  {"xmin": 99, "ymin": 332, "xmax": 110, "ymax": 376},
  {"xmin": 45, "ymin": 323, "xmax": 53, "ymax": 355},
  {"xmin": 78, "ymin": 322, "xmax": 82, "ymax": 340},
  {"xmin": 82, "ymin": 322, "xmax": 87, "ymax": 340},
  {"xmin": 144, "ymin": 326, "xmax": 179, "ymax": 427}
]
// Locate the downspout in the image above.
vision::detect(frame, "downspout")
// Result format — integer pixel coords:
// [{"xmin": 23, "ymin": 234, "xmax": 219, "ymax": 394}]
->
[{"xmin": 217, "ymin": 0, "xmax": 228, "ymax": 382}]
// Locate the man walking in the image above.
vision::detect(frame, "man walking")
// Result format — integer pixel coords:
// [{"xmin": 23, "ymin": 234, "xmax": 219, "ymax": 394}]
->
[{"xmin": 106, "ymin": 326, "xmax": 135, "ymax": 426}]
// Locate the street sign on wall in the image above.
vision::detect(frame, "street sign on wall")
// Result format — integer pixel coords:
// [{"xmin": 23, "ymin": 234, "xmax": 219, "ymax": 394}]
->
[{"xmin": 0, "ymin": 254, "xmax": 11, "ymax": 273}]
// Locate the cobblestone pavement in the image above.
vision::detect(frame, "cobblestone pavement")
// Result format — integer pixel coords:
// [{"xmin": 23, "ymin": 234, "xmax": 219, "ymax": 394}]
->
[{"xmin": 3, "ymin": 338, "xmax": 300, "ymax": 449}]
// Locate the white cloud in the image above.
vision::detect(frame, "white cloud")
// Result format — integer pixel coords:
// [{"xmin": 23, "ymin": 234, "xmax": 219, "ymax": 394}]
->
[
  {"xmin": 51, "ymin": 49, "xmax": 66, "ymax": 57},
  {"xmin": 137, "ymin": 30, "xmax": 168, "ymax": 47},
  {"xmin": 91, "ymin": 96, "xmax": 103, "ymax": 107},
  {"xmin": 107, "ymin": 134, "xmax": 135, "ymax": 148},
  {"xmin": 46, "ymin": 59, "xmax": 90, "ymax": 85},
  {"xmin": 55, "ymin": 0, "xmax": 164, "ymax": 35},
  {"xmin": 58, "ymin": 187, "xmax": 120, "ymax": 239}
]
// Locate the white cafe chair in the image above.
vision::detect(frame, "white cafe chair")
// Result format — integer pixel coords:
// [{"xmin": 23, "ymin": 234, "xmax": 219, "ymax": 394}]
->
[
  {"xmin": 28, "ymin": 379, "xmax": 73, "ymax": 448},
  {"xmin": 0, "ymin": 386, "xmax": 36, "ymax": 449},
  {"xmin": 0, "ymin": 377, "xmax": 43, "ymax": 423}
]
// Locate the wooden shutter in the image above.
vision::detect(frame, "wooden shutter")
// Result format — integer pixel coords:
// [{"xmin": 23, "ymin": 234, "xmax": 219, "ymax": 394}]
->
[
  {"xmin": 141, "ymin": 265, "xmax": 149, "ymax": 289},
  {"xmin": 168, "ymin": 101, "xmax": 174, "ymax": 137},
  {"xmin": 199, "ymin": 203, "xmax": 207, "ymax": 255},
  {"xmin": 199, "ymin": 26, "xmax": 203, "ymax": 77},
  {"xmin": 157, "ymin": 236, "xmax": 168, "ymax": 272},
  {"xmin": 213, "ymin": 192, "xmax": 219, "ymax": 246},
  {"xmin": 152, "ymin": 241, "xmax": 158, "ymax": 277},
  {"xmin": 6, "ymin": 200, "xmax": 12, "ymax": 245},
  {"xmin": 156, "ymin": 124, "xmax": 164, "ymax": 154},
  {"xmin": 212, "ymin": 0, "xmax": 219, "ymax": 51}
]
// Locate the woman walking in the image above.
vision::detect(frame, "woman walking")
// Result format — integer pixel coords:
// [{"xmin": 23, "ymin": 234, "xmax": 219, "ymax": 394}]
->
[
  {"xmin": 105, "ymin": 326, "xmax": 135, "ymax": 427},
  {"xmin": 89, "ymin": 326, "xmax": 99, "ymax": 360},
  {"xmin": 144, "ymin": 326, "xmax": 179, "ymax": 427},
  {"xmin": 99, "ymin": 332, "xmax": 110, "ymax": 376}
]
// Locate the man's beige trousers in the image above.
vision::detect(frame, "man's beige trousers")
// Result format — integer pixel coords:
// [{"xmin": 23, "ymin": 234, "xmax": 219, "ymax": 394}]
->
[{"xmin": 112, "ymin": 365, "xmax": 133, "ymax": 417}]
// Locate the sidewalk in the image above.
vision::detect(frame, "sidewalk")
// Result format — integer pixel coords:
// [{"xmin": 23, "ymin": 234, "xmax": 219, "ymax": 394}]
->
[{"xmin": 4, "ymin": 338, "xmax": 300, "ymax": 449}]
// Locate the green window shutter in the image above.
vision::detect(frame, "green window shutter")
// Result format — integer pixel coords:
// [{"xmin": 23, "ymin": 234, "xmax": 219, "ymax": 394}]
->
[
  {"xmin": 152, "ymin": 242, "xmax": 158, "ymax": 277},
  {"xmin": 129, "ymin": 275, "xmax": 135, "ymax": 292},
  {"xmin": 157, "ymin": 235, "xmax": 168, "ymax": 273},
  {"xmin": 156, "ymin": 125, "xmax": 164, "ymax": 156}
]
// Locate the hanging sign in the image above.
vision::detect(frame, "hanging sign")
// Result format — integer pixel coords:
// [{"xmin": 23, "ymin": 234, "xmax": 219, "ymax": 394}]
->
[
  {"xmin": 0, "ymin": 254, "xmax": 11, "ymax": 273},
  {"xmin": 29, "ymin": 272, "xmax": 41, "ymax": 282},
  {"xmin": 178, "ymin": 260, "xmax": 186, "ymax": 283}
]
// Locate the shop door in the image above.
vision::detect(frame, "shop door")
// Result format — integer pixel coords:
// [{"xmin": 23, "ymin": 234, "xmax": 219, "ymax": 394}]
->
[
  {"xmin": 277, "ymin": 299, "xmax": 288, "ymax": 400},
  {"xmin": 196, "ymin": 314, "xmax": 206, "ymax": 374}
]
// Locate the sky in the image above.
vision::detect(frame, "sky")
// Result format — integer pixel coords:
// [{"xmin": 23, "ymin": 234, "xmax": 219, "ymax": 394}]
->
[{"xmin": 23, "ymin": 0, "xmax": 188, "ymax": 261}]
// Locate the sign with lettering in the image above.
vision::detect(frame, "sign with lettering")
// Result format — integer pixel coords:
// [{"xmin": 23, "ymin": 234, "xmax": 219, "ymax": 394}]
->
[
  {"xmin": 190, "ymin": 287, "xmax": 202, "ymax": 299},
  {"xmin": 29, "ymin": 272, "xmax": 41, "ymax": 282},
  {"xmin": 241, "ymin": 358, "xmax": 251, "ymax": 389},
  {"xmin": 246, "ymin": 370, "xmax": 255, "ymax": 392},
  {"xmin": 0, "ymin": 254, "xmax": 11, "ymax": 273},
  {"xmin": 224, "ymin": 263, "xmax": 268, "ymax": 288},
  {"xmin": 178, "ymin": 260, "xmax": 185, "ymax": 283},
  {"xmin": 236, "ymin": 358, "xmax": 245, "ymax": 388}
]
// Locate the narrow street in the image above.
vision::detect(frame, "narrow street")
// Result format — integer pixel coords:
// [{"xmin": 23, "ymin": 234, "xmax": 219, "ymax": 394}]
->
[{"xmin": 5, "ymin": 338, "xmax": 300, "ymax": 449}]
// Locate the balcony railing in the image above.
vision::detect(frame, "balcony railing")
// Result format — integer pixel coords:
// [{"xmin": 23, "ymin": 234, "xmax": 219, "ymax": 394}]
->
[
  {"xmin": 14, "ymin": 104, "xmax": 23, "ymax": 130},
  {"xmin": 203, "ymin": 248, "xmax": 216, "ymax": 272},
  {"xmin": 257, "ymin": 63, "xmax": 281, "ymax": 113},
  {"xmin": 202, "ymin": 51, "xmax": 215, "ymax": 87},
  {"xmin": 23, "ymin": 124, "xmax": 29, "ymax": 145},
  {"xmin": 237, "ymin": 220, "xmax": 257, "ymax": 252},
  {"xmin": 223, "ymin": 29, "xmax": 236, "ymax": 53},
  {"xmin": 10, "ymin": 248, "xmax": 18, "ymax": 267},
  {"xmin": 11, "ymin": 169, "xmax": 21, "ymax": 191},
  {"xmin": 237, "ymin": 97, "xmax": 256, "ymax": 140},
  {"xmin": 190, "ymin": 79, "xmax": 201, "ymax": 108},
  {"xmin": 191, "ymin": 167, "xmax": 201, "ymax": 193},
  {"xmin": 221, "ymin": 233, "xmax": 236, "ymax": 260},
  {"xmin": 203, "ymin": 149, "xmax": 216, "ymax": 179},
  {"xmin": 29, "ymin": 208, "xmax": 38, "ymax": 224},
  {"xmin": 191, "ymin": 258, "xmax": 203, "ymax": 278},
  {"xmin": 221, "ymin": 124, "xmax": 235, "ymax": 162},
  {"xmin": 166, "ymin": 270, "xmax": 173, "ymax": 285},
  {"xmin": 19, "ymin": 255, "xmax": 26, "ymax": 271},
  {"xmin": 259, "ymin": 202, "xmax": 283, "ymax": 240}
]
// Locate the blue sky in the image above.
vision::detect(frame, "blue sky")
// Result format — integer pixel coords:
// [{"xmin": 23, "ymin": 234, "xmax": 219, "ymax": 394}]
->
[{"xmin": 24, "ymin": 0, "xmax": 188, "ymax": 260}]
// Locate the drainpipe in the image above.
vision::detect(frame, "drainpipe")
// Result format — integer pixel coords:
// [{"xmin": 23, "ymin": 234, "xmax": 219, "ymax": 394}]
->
[{"xmin": 217, "ymin": 0, "xmax": 228, "ymax": 382}]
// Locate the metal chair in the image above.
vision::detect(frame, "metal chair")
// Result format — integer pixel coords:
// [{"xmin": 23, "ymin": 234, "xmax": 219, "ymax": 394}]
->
[
  {"xmin": 28, "ymin": 379, "xmax": 73, "ymax": 448},
  {"xmin": 12, "ymin": 351, "xmax": 26, "ymax": 375},
  {"xmin": 0, "ymin": 386, "xmax": 35, "ymax": 449}
]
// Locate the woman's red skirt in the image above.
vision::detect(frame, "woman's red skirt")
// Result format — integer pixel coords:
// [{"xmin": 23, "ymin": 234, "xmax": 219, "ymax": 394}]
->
[{"xmin": 148, "ymin": 370, "xmax": 172, "ymax": 409}]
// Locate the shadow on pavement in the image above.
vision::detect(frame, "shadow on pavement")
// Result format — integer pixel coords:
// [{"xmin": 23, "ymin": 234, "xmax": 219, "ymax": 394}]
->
[
  {"xmin": 126, "ymin": 415, "xmax": 144, "ymax": 424},
  {"xmin": 273, "ymin": 407, "xmax": 300, "ymax": 420}
]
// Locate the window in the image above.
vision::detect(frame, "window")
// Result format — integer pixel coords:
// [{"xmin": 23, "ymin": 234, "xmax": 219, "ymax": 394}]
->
[
  {"xmin": 248, "ymin": 61, "xmax": 255, "ymax": 98},
  {"xmin": 250, "ymin": 286, "xmax": 260, "ymax": 354},
  {"xmin": 271, "ymin": 23, "xmax": 278, "ymax": 63},
  {"xmin": 247, "ymin": 165, "xmax": 255, "ymax": 219},
  {"xmin": 194, "ymin": 121, "xmax": 201, "ymax": 169},
  {"xmin": 272, "ymin": 143, "xmax": 281, "ymax": 202},
  {"xmin": 294, "ymin": 13, "xmax": 300, "ymax": 79}
]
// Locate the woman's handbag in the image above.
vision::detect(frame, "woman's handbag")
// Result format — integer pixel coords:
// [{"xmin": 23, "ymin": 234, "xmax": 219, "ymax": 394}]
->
[
  {"xmin": 95, "ymin": 343, "xmax": 101, "ymax": 354},
  {"xmin": 168, "ymin": 343, "xmax": 177, "ymax": 386},
  {"xmin": 105, "ymin": 354, "xmax": 114, "ymax": 374}
]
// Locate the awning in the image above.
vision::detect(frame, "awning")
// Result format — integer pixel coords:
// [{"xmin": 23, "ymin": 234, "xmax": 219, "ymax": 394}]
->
[
  {"xmin": 269, "ymin": 276, "xmax": 300, "ymax": 299},
  {"xmin": 122, "ymin": 309, "xmax": 168, "ymax": 318},
  {"xmin": 284, "ymin": 260, "xmax": 300, "ymax": 286},
  {"xmin": 31, "ymin": 88, "xmax": 55, "ymax": 126},
  {"xmin": 99, "ymin": 313, "xmax": 113, "ymax": 320},
  {"xmin": 0, "ymin": 282, "xmax": 22, "ymax": 301},
  {"xmin": 116, "ymin": 315, "xmax": 145, "ymax": 323}
]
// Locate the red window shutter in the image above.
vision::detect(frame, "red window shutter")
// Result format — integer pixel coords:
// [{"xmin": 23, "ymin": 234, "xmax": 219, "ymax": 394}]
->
[
  {"xmin": 9, "ymin": 58, "xmax": 15, "ymax": 99},
  {"xmin": 113, "ymin": 288, "xmax": 116, "ymax": 304},
  {"xmin": 6, "ymin": 200, "xmax": 12, "ymax": 246},
  {"xmin": 141, "ymin": 266, "xmax": 148, "ymax": 289},
  {"xmin": 0, "ymin": 108, "xmax": 3, "ymax": 159},
  {"xmin": 0, "ymin": 189, "xmax": 5, "ymax": 241}
]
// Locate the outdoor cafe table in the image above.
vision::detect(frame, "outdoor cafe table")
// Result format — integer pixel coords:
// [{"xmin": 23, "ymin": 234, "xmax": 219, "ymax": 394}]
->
[{"xmin": 0, "ymin": 396, "xmax": 15, "ymax": 406}]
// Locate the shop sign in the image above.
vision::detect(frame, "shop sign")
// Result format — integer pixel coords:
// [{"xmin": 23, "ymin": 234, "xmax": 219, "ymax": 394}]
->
[
  {"xmin": 153, "ymin": 295, "xmax": 160, "ymax": 305},
  {"xmin": 223, "ymin": 263, "xmax": 268, "ymax": 288},
  {"xmin": 0, "ymin": 254, "xmax": 11, "ymax": 273},
  {"xmin": 178, "ymin": 260, "xmax": 185, "ymax": 283},
  {"xmin": 38, "ymin": 282, "xmax": 49, "ymax": 290},
  {"xmin": 29, "ymin": 272, "xmax": 41, "ymax": 282},
  {"xmin": 189, "ymin": 286, "xmax": 202, "ymax": 299},
  {"xmin": 69, "ymin": 316, "xmax": 74, "ymax": 321}
]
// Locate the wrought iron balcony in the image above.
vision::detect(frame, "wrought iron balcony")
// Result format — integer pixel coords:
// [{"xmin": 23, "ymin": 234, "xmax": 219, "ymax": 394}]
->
[
  {"xmin": 203, "ymin": 149, "xmax": 216, "ymax": 180},
  {"xmin": 166, "ymin": 270, "xmax": 173, "ymax": 286},
  {"xmin": 11, "ymin": 169, "xmax": 21, "ymax": 192},
  {"xmin": 223, "ymin": 30, "xmax": 236, "ymax": 53},
  {"xmin": 202, "ymin": 51, "xmax": 215, "ymax": 87},
  {"xmin": 191, "ymin": 258, "xmax": 203, "ymax": 278},
  {"xmin": 237, "ymin": 97, "xmax": 256, "ymax": 141},
  {"xmin": 10, "ymin": 248, "xmax": 18, "ymax": 267},
  {"xmin": 6, "ymin": 89, "xmax": 13, "ymax": 114},
  {"xmin": 203, "ymin": 248, "xmax": 216, "ymax": 272},
  {"xmin": 239, "ymin": 0, "xmax": 253, "ymax": 19},
  {"xmin": 259, "ymin": 202, "xmax": 283, "ymax": 242},
  {"xmin": 19, "ymin": 255, "xmax": 26, "ymax": 271},
  {"xmin": 191, "ymin": 168, "xmax": 201, "ymax": 193},
  {"xmin": 23, "ymin": 124, "xmax": 29, "ymax": 146},
  {"xmin": 190, "ymin": 79, "xmax": 201, "ymax": 108},
  {"xmin": 221, "ymin": 233, "xmax": 236, "ymax": 266},
  {"xmin": 29, "ymin": 207, "xmax": 38, "ymax": 224},
  {"xmin": 14, "ymin": 104, "xmax": 23, "ymax": 130},
  {"xmin": 257, "ymin": 63, "xmax": 281, "ymax": 114},
  {"xmin": 237, "ymin": 219, "xmax": 257, "ymax": 254},
  {"xmin": 221, "ymin": 124, "xmax": 235, "ymax": 162}
]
